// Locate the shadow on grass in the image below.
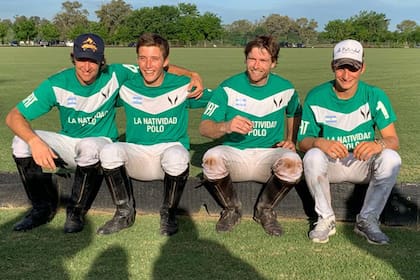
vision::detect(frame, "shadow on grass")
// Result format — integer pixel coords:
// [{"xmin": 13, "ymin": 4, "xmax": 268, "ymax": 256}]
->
[
  {"xmin": 0, "ymin": 212, "xmax": 92, "ymax": 279},
  {"xmin": 86, "ymin": 245, "xmax": 129, "ymax": 280},
  {"xmin": 152, "ymin": 211, "xmax": 267, "ymax": 280},
  {"xmin": 0, "ymin": 211, "xmax": 129, "ymax": 280}
]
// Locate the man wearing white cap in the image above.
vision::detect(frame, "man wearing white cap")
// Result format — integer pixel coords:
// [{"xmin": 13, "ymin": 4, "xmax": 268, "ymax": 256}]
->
[{"xmin": 297, "ymin": 39, "xmax": 401, "ymax": 245}]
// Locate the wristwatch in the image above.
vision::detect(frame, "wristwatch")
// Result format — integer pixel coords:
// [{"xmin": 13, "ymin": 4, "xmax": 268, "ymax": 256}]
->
[{"xmin": 374, "ymin": 139, "xmax": 386, "ymax": 151}]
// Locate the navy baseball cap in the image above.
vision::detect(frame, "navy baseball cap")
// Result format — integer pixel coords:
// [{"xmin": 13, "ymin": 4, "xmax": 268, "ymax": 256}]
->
[{"xmin": 73, "ymin": 33, "xmax": 104, "ymax": 64}]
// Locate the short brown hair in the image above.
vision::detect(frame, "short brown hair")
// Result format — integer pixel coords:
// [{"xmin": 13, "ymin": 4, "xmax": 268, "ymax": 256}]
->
[
  {"xmin": 244, "ymin": 35, "xmax": 280, "ymax": 63},
  {"xmin": 136, "ymin": 33, "xmax": 170, "ymax": 60}
]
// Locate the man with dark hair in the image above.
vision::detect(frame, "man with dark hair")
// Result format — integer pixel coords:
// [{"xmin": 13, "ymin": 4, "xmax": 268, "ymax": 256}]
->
[
  {"xmin": 199, "ymin": 35, "xmax": 303, "ymax": 236},
  {"xmin": 298, "ymin": 39, "xmax": 401, "ymax": 245},
  {"xmin": 96, "ymin": 33, "xmax": 211, "ymax": 236},
  {"xmin": 5, "ymin": 33, "xmax": 203, "ymax": 234}
]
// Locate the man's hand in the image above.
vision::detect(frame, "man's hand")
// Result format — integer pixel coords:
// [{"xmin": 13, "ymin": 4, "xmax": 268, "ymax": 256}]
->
[
  {"xmin": 187, "ymin": 72, "xmax": 204, "ymax": 99},
  {"xmin": 28, "ymin": 137, "xmax": 58, "ymax": 170},
  {"xmin": 315, "ymin": 138, "xmax": 349, "ymax": 159},
  {"xmin": 226, "ymin": 116, "xmax": 253, "ymax": 135},
  {"xmin": 272, "ymin": 140, "xmax": 296, "ymax": 151},
  {"xmin": 353, "ymin": 141, "xmax": 382, "ymax": 161}
]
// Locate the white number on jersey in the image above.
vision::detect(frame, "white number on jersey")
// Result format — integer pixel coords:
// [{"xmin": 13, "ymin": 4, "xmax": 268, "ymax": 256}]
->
[{"xmin": 376, "ymin": 101, "xmax": 389, "ymax": 119}]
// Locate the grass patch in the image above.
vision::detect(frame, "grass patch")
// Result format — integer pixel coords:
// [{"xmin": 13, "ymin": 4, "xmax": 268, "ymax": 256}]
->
[
  {"xmin": 1, "ymin": 208, "xmax": 419, "ymax": 279},
  {"xmin": 0, "ymin": 47, "xmax": 419, "ymax": 182}
]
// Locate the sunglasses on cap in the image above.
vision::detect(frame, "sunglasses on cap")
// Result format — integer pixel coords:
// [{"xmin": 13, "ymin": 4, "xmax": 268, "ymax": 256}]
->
[{"xmin": 334, "ymin": 64, "xmax": 361, "ymax": 72}]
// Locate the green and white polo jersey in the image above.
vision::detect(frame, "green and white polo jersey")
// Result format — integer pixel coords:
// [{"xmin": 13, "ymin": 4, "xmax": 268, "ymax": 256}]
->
[
  {"xmin": 298, "ymin": 80, "xmax": 397, "ymax": 151},
  {"xmin": 118, "ymin": 72, "xmax": 211, "ymax": 149},
  {"xmin": 201, "ymin": 72, "xmax": 302, "ymax": 149},
  {"xmin": 17, "ymin": 64, "xmax": 139, "ymax": 141}
]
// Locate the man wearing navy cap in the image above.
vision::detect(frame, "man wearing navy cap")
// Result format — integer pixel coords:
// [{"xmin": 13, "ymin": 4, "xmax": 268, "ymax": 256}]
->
[
  {"xmin": 297, "ymin": 39, "xmax": 401, "ymax": 245},
  {"xmin": 5, "ymin": 33, "xmax": 204, "ymax": 234}
]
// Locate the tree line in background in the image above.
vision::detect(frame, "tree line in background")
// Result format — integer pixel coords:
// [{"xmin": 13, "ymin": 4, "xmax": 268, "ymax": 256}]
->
[{"xmin": 1, "ymin": 0, "xmax": 419, "ymax": 47}]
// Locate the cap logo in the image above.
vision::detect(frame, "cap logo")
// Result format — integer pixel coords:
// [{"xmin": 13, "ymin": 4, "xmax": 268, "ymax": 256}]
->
[
  {"xmin": 81, "ymin": 37, "xmax": 98, "ymax": 52},
  {"xmin": 336, "ymin": 46, "xmax": 361, "ymax": 56}
]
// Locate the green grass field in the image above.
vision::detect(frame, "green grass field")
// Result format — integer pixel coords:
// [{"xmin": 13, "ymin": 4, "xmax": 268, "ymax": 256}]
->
[
  {"xmin": 1, "ymin": 46, "xmax": 419, "ymax": 181},
  {"xmin": 1, "ymin": 46, "xmax": 420, "ymax": 279},
  {"xmin": 1, "ymin": 209, "xmax": 419, "ymax": 280}
]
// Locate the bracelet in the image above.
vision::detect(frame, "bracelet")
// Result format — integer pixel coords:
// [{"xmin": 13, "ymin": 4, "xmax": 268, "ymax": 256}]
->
[{"xmin": 374, "ymin": 139, "xmax": 386, "ymax": 151}]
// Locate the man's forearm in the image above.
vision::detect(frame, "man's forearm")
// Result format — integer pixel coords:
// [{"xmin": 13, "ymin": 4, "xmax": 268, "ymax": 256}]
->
[{"xmin": 199, "ymin": 120, "xmax": 230, "ymax": 139}]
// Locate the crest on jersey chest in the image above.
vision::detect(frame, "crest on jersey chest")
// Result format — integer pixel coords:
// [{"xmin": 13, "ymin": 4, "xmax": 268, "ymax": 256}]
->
[
  {"xmin": 67, "ymin": 96, "xmax": 77, "ymax": 107},
  {"xmin": 325, "ymin": 115, "xmax": 337, "ymax": 125},
  {"xmin": 235, "ymin": 97, "xmax": 247, "ymax": 108}
]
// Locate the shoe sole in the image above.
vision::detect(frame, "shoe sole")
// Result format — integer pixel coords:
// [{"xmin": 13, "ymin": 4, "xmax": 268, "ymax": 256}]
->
[
  {"xmin": 310, "ymin": 227, "xmax": 336, "ymax": 244},
  {"xmin": 353, "ymin": 227, "xmax": 389, "ymax": 245}
]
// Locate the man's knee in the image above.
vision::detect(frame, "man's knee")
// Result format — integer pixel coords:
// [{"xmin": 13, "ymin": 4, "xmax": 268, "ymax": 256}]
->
[
  {"xmin": 162, "ymin": 146, "xmax": 190, "ymax": 176},
  {"xmin": 99, "ymin": 144, "xmax": 126, "ymax": 169},
  {"xmin": 75, "ymin": 138, "xmax": 110, "ymax": 166},
  {"xmin": 202, "ymin": 147, "xmax": 228, "ymax": 180},
  {"xmin": 272, "ymin": 152, "xmax": 303, "ymax": 183},
  {"xmin": 376, "ymin": 149, "xmax": 401, "ymax": 178},
  {"xmin": 12, "ymin": 136, "xmax": 31, "ymax": 157}
]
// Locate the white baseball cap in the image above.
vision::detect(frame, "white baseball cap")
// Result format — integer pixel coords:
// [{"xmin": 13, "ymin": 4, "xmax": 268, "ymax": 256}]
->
[{"xmin": 333, "ymin": 39, "xmax": 363, "ymax": 69}]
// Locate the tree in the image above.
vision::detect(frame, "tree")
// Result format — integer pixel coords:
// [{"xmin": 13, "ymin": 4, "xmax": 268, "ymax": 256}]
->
[
  {"xmin": 38, "ymin": 21, "xmax": 60, "ymax": 42},
  {"xmin": 197, "ymin": 12, "xmax": 223, "ymax": 46},
  {"xmin": 53, "ymin": 1, "xmax": 89, "ymax": 40},
  {"xmin": 349, "ymin": 10, "xmax": 389, "ymax": 43},
  {"xmin": 176, "ymin": 4, "xmax": 202, "ymax": 45},
  {"xmin": 95, "ymin": 0, "xmax": 132, "ymax": 44},
  {"xmin": 12, "ymin": 16, "xmax": 37, "ymax": 42},
  {"xmin": 178, "ymin": 3, "xmax": 200, "ymax": 17},
  {"xmin": 396, "ymin": 20, "xmax": 417, "ymax": 33},
  {"xmin": 150, "ymin": 5, "xmax": 181, "ymax": 39},
  {"xmin": 396, "ymin": 20, "xmax": 418, "ymax": 45},
  {"xmin": 410, "ymin": 26, "xmax": 420, "ymax": 45},
  {"xmin": 295, "ymin": 17, "xmax": 318, "ymax": 45},
  {"xmin": 125, "ymin": 5, "xmax": 181, "ymax": 40},
  {"xmin": 323, "ymin": 19, "xmax": 352, "ymax": 42},
  {"xmin": 0, "ymin": 19, "xmax": 12, "ymax": 44},
  {"xmin": 262, "ymin": 14, "xmax": 294, "ymax": 41},
  {"xmin": 224, "ymin": 19, "xmax": 256, "ymax": 45}
]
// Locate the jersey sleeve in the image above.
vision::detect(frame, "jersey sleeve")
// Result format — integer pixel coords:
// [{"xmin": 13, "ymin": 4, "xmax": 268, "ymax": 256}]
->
[
  {"xmin": 188, "ymin": 88, "xmax": 213, "ymax": 109},
  {"xmin": 16, "ymin": 79, "xmax": 57, "ymax": 121},
  {"xmin": 114, "ymin": 63, "xmax": 139, "ymax": 83},
  {"xmin": 297, "ymin": 94, "xmax": 321, "ymax": 141},
  {"xmin": 371, "ymin": 88, "xmax": 397, "ymax": 130},
  {"xmin": 200, "ymin": 87, "xmax": 227, "ymax": 122},
  {"xmin": 286, "ymin": 89, "xmax": 302, "ymax": 118}
]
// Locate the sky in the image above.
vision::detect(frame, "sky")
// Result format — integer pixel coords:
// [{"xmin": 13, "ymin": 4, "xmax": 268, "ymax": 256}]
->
[{"xmin": 1, "ymin": 0, "xmax": 419, "ymax": 31}]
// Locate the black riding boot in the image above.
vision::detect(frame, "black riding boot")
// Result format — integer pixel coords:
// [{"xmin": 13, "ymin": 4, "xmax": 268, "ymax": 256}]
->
[
  {"xmin": 13, "ymin": 156, "xmax": 58, "ymax": 231},
  {"xmin": 203, "ymin": 175, "xmax": 242, "ymax": 232},
  {"xmin": 97, "ymin": 166, "xmax": 136, "ymax": 235},
  {"xmin": 160, "ymin": 167, "xmax": 189, "ymax": 236},
  {"xmin": 64, "ymin": 162, "xmax": 103, "ymax": 233},
  {"xmin": 253, "ymin": 174, "xmax": 295, "ymax": 236}
]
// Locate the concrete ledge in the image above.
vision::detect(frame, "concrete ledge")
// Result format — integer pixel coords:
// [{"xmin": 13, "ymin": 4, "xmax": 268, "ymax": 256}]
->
[{"xmin": 1, "ymin": 172, "xmax": 419, "ymax": 226}]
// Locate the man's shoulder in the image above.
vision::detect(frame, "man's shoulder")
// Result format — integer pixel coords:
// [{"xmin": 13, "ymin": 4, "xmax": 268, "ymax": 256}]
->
[
  {"xmin": 269, "ymin": 72, "xmax": 293, "ymax": 84},
  {"xmin": 46, "ymin": 67, "xmax": 75, "ymax": 85},
  {"xmin": 358, "ymin": 80, "xmax": 385, "ymax": 94},
  {"xmin": 165, "ymin": 72, "xmax": 191, "ymax": 83},
  {"xmin": 306, "ymin": 80, "xmax": 334, "ymax": 98},
  {"xmin": 107, "ymin": 63, "xmax": 139, "ymax": 75},
  {"xmin": 220, "ymin": 72, "xmax": 246, "ymax": 85}
]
